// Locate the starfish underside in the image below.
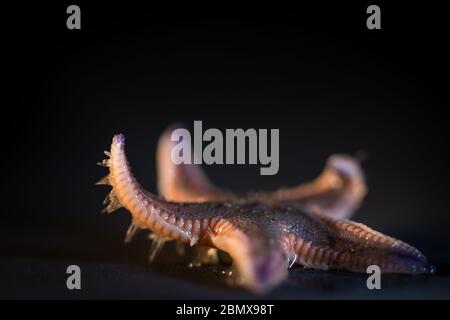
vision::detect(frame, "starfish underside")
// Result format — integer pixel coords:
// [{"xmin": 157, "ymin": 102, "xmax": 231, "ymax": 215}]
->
[{"xmin": 97, "ymin": 127, "xmax": 434, "ymax": 293}]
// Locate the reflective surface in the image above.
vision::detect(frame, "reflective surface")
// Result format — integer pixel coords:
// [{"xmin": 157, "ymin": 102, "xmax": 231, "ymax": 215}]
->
[{"xmin": 2, "ymin": 217, "xmax": 449, "ymax": 299}]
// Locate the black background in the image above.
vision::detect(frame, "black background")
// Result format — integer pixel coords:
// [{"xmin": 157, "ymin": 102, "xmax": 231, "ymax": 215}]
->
[{"xmin": 1, "ymin": 2, "xmax": 450, "ymax": 299}]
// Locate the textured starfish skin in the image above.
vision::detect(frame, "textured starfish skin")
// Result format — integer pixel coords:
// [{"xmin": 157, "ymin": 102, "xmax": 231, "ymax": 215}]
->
[
  {"xmin": 97, "ymin": 129, "xmax": 434, "ymax": 293},
  {"xmin": 156, "ymin": 126, "xmax": 367, "ymax": 220}
]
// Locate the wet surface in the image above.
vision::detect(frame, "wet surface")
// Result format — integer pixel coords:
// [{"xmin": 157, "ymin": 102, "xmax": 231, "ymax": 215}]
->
[{"xmin": 1, "ymin": 215, "xmax": 449, "ymax": 299}]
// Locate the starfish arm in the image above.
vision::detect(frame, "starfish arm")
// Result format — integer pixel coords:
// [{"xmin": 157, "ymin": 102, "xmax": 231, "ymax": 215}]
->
[
  {"xmin": 156, "ymin": 124, "xmax": 232, "ymax": 202},
  {"xmin": 98, "ymin": 133, "xmax": 229, "ymax": 245},
  {"xmin": 282, "ymin": 208, "xmax": 433, "ymax": 274},
  {"xmin": 254, "ymin": 154, "xmax": 367, "ymax": 219},
  {"xmin": 209, "ymin": 212, "xmax": 289, "ymax": 293}
]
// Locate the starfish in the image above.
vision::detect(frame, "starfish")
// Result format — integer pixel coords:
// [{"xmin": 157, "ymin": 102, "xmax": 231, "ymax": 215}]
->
[{"xmin": 97, "ymin": 126, "xmax": 434, "ymax": 293}]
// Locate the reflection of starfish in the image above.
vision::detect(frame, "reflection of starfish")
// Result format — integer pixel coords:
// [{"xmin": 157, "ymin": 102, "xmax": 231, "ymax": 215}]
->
[{"xmin": 97, "ymin": 127, "xmax": 434, "ymax": 293}]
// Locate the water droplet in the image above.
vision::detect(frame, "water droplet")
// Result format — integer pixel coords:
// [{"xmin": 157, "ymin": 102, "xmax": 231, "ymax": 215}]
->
[{"xmin": 428, "ymin": 265, "xmax": 437, "ymax": 274}]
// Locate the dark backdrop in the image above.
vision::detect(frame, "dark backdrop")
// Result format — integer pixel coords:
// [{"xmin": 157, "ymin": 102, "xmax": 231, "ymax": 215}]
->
[{"xmin": 1, "ymin": 2, "xmax": 449, "ymax": 299}]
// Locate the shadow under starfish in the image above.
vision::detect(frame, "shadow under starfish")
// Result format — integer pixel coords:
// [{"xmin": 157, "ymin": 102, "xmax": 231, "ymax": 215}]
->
[{"xmin": 96, "ymin": 126, "xmax": 434, "ymax": 294}]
